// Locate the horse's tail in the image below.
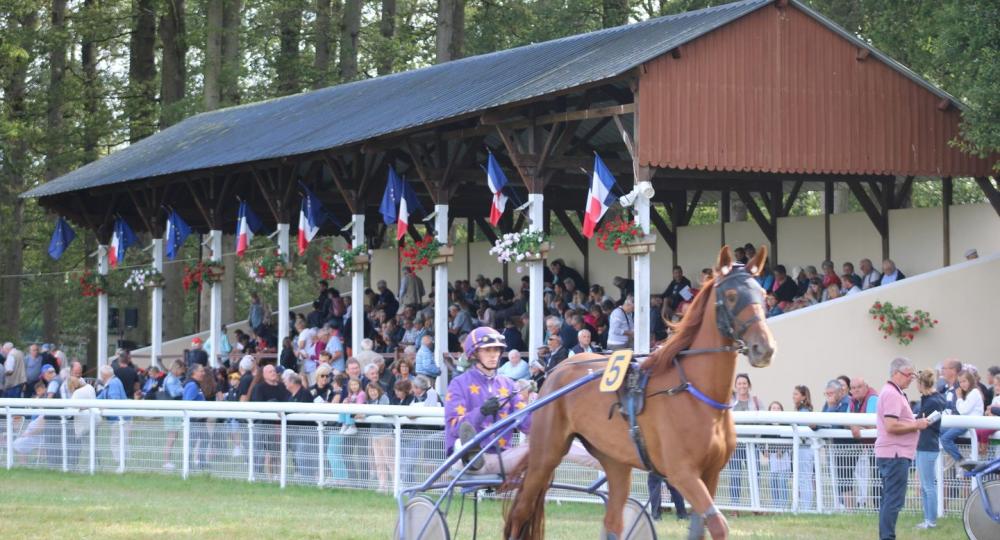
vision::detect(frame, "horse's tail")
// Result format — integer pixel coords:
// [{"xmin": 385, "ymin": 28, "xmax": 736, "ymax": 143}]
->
[{"xmin": 500, "ymin": 453, "xmax": 550, "ymax": 540}]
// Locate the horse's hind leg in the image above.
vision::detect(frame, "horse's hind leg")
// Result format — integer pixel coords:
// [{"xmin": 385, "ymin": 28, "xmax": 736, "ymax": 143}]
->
[
  {"xmin": 668, "ymin": 472, "xmax": 728, "ymax": 540},
  {"xmin": 597, "ymin": 458, "xmax": 632, "ymax": 539}
]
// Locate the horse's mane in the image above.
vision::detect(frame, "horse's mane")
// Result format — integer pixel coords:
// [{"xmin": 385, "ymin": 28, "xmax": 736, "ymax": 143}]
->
[{"xmin": 647, "ymin": 277, "xmax": 716, "ymax": 376}]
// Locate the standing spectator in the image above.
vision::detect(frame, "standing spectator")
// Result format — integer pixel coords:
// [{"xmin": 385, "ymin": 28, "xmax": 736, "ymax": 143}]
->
[
  {"xmin": 414, "ymin": 334, "xmax": 440, "ymax": 380},
  {"xmin": 2, "ymin": 342, "xmax": 25, "ymax": 398},
  {"xmin": 940, "ymin": 369, "xmax": 984, "ymax": 470},
  {"xmin": 60, "ymin": 361, "xmax": 83, "ymax": 399},
  {"xmin": 67, "ymin": 376, "xmax": 96, "ymax": 468},
  {"xmin": 792, "ymin": 385, "xmax": 815, "ymax": 509},
  {"xmin": 251, "ymin": 364, "xmax": 290, "ymax": 478},
  {"xmin": 375, "ymin": 280, "xmax": 400, "ymax": 319},
  {"xmin": 283, "ymin": 369, "xmax": 315, "ymax": 480},
  {"xmin": 498, "ymin": 349, "xmax": 529, "ymax": 380},
  {"xmin": 765, "ymin": 401, "xmax": 792, "ymax": 508},
  {"xmin": 729, "ymin": 374, "xmax": 761, "ymax": 502},
  {"xmin": 183, "ymin": 364, "xmax": 208, "ymax": 467},
  {"xmin": 549, "ymin": 258, "xmax": 586, "ymax": 291},
  {"xmin": 399, "ymin": 266, "xmax": 425, "ymax": 308},
  {"xmin": 24, "ymin": 343, "xmax": 43, "ymax": 392},
  {"xmin": 859, "ymin": 258, "xmax": 882, "ymax": 290},
  {"xmin": 607, "ymin": 297, "xmax": 635, "ymax": 350},
  {"xmin": 112, "ymin": 349, "xmax": 139, "ymax": 399},
  {"xmin": 41, "ymin": 365, "xmax": 61, "ymax": 398},
  {"xmin": 937, "ymin": 358, "xmax": 961, "ymax": 408},
  {"xmin": 822, "ymin": 379, "xmax": 851, "ymax": 508},
  {"xmin": 875, "ymin": 357, "xmax": 928, "ymax": 540},
  {"xmin": 248, "ymin": 292, "xmax": 266, "ymax": 332},
  {"xmin": 96, "ymin": 365, "xmax": 128, "ymax": 470},
  {"xmin": 880, "ymin": 259, "xmax": 905, "ymax": 285},
  {"xmin": 324, "ymin": 325, "xmax": 346, "ymax": 372},
  {"xmin": 915, "ymin": 369, "xmax": 946, "ymax": 529},
  {"xmin": 161, "ymin": 360, "xmax": 186, "ymax": 469},
  {"xmin": 848, "ymin": 377, "xmax": 879, "ymax": 507},
  {"xmin": 279, "ymin": 336, "xmax": 297, "ymax": 372},
  {"xmin": 647, "ymin": 472, "xmax": 688, "ymax": 521}
]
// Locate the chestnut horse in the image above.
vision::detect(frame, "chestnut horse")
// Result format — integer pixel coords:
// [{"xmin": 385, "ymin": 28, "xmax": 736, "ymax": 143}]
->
[{"xmin": 503, "ymin": 246, "xmax": 776, "ymax": 540}]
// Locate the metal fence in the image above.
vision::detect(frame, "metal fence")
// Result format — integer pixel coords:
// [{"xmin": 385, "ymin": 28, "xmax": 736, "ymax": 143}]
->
[{"xmin": 2, "ymin": 399, "xmax": 998, "ymax": 518}]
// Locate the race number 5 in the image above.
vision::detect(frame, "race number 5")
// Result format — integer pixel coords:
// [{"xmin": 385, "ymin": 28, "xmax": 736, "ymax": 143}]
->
[{"xmin": 599, "ymin": 350, "xmax": 633, "ymax": 392}]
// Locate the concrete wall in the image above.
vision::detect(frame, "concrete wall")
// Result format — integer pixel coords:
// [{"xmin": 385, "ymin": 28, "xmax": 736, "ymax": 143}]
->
[{"xmin": 739, "ymin": 253, "xmax": 1000, "ymax": 409}]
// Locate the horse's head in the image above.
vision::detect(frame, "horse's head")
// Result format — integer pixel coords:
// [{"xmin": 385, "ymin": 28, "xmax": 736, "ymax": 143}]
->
[{"xmin": 713, "ymin": 246, "xmax": 776, "ymax": 368}]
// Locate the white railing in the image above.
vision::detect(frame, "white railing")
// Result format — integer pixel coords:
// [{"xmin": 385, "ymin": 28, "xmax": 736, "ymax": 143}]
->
[{"xmin": 2, "ymin": 399, "xmax": 998, "ymax": 517}]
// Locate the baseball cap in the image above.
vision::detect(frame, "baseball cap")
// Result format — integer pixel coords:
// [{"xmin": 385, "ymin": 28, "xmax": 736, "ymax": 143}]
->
[
  {"xmin": 191, "ymin": 337, "xmax": 203, "ymax": 345},
  {"xmin": 41, "ymin": 365, "xmax": 56, "ymax": 375}
]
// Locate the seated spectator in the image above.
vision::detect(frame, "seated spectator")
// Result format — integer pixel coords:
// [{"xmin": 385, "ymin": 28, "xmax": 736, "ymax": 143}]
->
[
  {"xmin": 541, "ymin": 334, "xmax": 569, "ymax": 371},
  {"xmin": 529, "ymin": 360, "xmax": 546, "ymax": 388},
  {"xmin": 661, "ymin": 266, "xmax": 693, "ymax": 314},
  {"xmin": 498, "ymin": 349, "xmax": 529, "ymax": 380},
  {"xmin": 571, "ymin": 329, "xmax": 600, "ymax": 354},
  {"xmin": 414, "ymin": 334, "xmax": 440, "ymax": 379},
  {"xmin": 792, "ymin": 266, "xmax": 809, "ymax": 297},
  {"xmin": 820, "ymin": 260, "xmax": 840, "ymax": 289},
  {"xmin": 842, "ymin": 262, "xmax": 862, "ymax": 286},
  {"xmin": 501, "ymin": 318, "xmax": 526, "ymax": 353},
  {"xmin": 841, "ymin": 274, "xmax": 862, "ymax": 296},
  {"xmin": 880, "ymin": 259, "xmax": 905, "ymax": 285},
  {"xmin": 771, "ymin": 265, "xmax": 798, "ymax": 304},
  {"xmin": 765, "ymin": 293, "xmax": 783, "ymax": 318},
  {"xmin": 311, "ymin": 364, "xmax": 336, "ymax": 403},
  {"xmin": 859, "ymin": 258, "xmax": 881, "ymax": 289},
  {"xmin": 941, "ymin": 369, "xmax": 984, "ymax": 470},
  {"xmin": 411, "ymin": 375, "xmax": 440, "ymax": 406}
]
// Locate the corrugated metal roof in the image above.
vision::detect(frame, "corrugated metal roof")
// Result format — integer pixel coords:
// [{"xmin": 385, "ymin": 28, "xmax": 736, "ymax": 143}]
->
[{"xmin": 23, "ymin": 0, "xmax": 773, "ymax": 199}]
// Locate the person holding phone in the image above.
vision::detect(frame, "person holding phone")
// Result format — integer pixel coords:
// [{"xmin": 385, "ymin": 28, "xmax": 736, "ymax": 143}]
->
[{"xmin": 915, "ymin": 369, "xmax": 946, "ymax": 530}]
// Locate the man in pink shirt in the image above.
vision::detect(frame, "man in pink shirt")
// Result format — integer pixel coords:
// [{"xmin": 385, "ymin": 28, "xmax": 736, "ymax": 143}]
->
[{"xmin": 875, "ymin": 357, "xmax": 929, "ymax": 540}]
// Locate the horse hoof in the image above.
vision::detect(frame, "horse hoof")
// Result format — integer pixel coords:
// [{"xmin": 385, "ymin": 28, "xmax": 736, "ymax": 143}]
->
[
  {"xmin": 687, "ymin": 513, "xmax": 705, "ymax": 540},
  {"xmin": 599, "ymin": 527, "xmax": 619, "ymax": 540},
  {"xmin": 706, "ymin": 512, "xmax": 729, "ymax": 539}
]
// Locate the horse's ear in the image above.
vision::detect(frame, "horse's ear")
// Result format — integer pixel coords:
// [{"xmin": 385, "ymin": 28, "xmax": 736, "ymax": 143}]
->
[
  {"xmin": 746, "ymin": 245, "xmax": 769, "ymax": 276},
  {"xmin": 715, "ymin": 246, "xmax": 734, "ymax": 276}
]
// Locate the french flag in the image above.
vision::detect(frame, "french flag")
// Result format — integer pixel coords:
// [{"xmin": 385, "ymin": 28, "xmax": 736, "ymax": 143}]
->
[
  {"xmin": 108, "ymin": 217, "xmax": 137, "ymax": 268},
  {"xmin": 486, "ymin": 152, "xmax": 509, "ymax": 226},
  {"xmin": 298, "ymin": 186, "xmax": 326, "ymax": 255},
  {"xmin": 582, "ymin": 153, "xmax": 619, "ymax": 238},
  {"xmin": 396, "ymin": 195, "xmax": 409, "ymax": 241},
  {"xmin": 235, "ymin": 202, "xmax": 263, "ymax": 257}
]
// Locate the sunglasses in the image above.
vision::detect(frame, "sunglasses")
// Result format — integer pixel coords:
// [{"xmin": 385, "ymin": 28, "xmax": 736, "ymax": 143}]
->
[{"xmin": 317, "ymin": 374, "xmax": 329, "ymax": 379}]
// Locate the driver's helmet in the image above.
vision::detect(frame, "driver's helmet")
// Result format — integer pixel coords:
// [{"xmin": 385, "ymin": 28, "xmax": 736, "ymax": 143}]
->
[{"xmin": 463, "ymin": 327, "xmax": 507, "ymax": 358}]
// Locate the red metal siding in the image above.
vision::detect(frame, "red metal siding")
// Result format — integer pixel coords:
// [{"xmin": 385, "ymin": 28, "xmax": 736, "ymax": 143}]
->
[{"xmin": 638, "ymin": 4, "xmax": 995, "ymax": 177}]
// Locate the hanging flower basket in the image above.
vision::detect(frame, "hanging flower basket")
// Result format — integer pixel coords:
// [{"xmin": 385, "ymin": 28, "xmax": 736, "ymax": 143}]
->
[
  {"xmin": 616, "ymin": 234, "xmax": 657, "ymax": 255},
  {"xmin": 596, "ymin": 215, "xmax": 649, "ymax": 254},
  {"xmin": 79, "ymin": 271, "xmax": 108, "ymax": 298},
  {"xmin": 489, "ymin": 231, "xmax": 549, "ymax": 264},
  {"xmin": 321, "ymin": 245, "xmax": 370, "ymax": 279},
  {"xmin": 123, "ymin": 267, "xmax": 165, "ymax": 291},
  {"xmin": 255, "ymin": 251, "xmax": 294, "ymax": 281},
  {"xmin": 183, "ymin": 260, "xmax": 226, "ymax": 292},
  {"xmin": 868, "ymin": 300, "xmax": 937, "ymax": 346},
  {"xmin": 402, "ymin": 235, "xmax": 446, "ymax": 271}
]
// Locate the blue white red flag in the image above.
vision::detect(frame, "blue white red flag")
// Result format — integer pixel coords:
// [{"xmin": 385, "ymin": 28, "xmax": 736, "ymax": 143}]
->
[
  {"xmin": 235, "ymin": 202, "xmax": 263, "ymax": 257},
  {"xmin": 298, "ymin": 186, "xmax": 327, "ymax": 255},
  {"xmin": 396, "ymin": 195, "xmax": 410, "ymax": 241},
  {"xmin": 380, "ymin": 166, "xmax": 425, "ymax": 226},
  {"xmin": 486, "ymin": 152, "xmax": 509, "ymax": 226},
  {"xmin": 582, "ymin": 154, "xmax": 619, "ymax": 238}
]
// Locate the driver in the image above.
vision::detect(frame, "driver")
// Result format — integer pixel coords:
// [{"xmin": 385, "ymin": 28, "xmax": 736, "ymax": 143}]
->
[{"xmin": 446, "ymin": 326, "xmax": 598, "ymax": 474}]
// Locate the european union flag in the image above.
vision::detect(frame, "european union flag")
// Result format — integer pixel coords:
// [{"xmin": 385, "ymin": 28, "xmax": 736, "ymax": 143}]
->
[
  {"xmin": 47, "ymin": 217, "xmax": 76, "ymax": 260},
  {"xmin": 165, "ymin": 210, "xmax": 192, "ymax": 260},
  {"xmin": 380, "ymin": 166, "xmax": 425, "ymax": 225}
]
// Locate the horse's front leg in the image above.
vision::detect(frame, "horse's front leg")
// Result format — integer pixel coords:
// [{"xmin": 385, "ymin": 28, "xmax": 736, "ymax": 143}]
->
[
  {"xmin": 668, "ymin": 471, "xmax": 729, "ymax": 540},
  {"xmin": 599, "ymin": 459, "xmax": 632, "ymax": 539}
]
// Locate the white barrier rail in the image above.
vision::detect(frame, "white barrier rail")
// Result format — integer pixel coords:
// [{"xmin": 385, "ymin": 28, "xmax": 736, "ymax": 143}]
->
[{"xmin": 2, "ymin": 400, "xmax": 998, "ymax": 517}]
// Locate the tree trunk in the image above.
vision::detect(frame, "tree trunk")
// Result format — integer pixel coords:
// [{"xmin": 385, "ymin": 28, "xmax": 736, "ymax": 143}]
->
[
  {"xmin": 204, "ymin": 0, "xmax": 223, "ymax": 110},
  {"xmin": 128, "ymin": 0, "xmax": 158, "ymax": 142},
  {"xmin": 436, "ymin": 0, "xmax": 465, "ymax": 63},
  {"xmin": 159, "ymin": 0, "xmax": 187, "ymax": 127},
  {"xmin": 339, "ymin": 0, "xmax": 361, "ymax": 80},
  {"xmin": 221, "ymin": 0, "xmax": 242, "ymax": 105},
  {"xmin": 276, "ymin": 1, "xmax": 303, "ymax": 95},
  {"xmin": 81, "ymin": 0, "xmax": 100, "ymax": 163},
  {"xmin": 0, "ymin": 9, "xmax": 37, "ymax": 340},
  {"xmin": 313, "ymin": 0, "xmax": 332, "ymax": 88},
  {"xmin": 602, "ymin": 0, "xmax": 629, "ymax": 28},
  {"xmin": 377, "ymin": 0, "xmax": 396, "ymax": 75}
]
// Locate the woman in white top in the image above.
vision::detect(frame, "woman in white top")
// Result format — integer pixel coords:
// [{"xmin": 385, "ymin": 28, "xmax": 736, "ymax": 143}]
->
[
  {"xmin": 68, "ymin": 376, "xmax": 97, "ymax": 468},
  {"xmin": 941, "ymin": 370, "xmax": 983, "ymax": 465}
]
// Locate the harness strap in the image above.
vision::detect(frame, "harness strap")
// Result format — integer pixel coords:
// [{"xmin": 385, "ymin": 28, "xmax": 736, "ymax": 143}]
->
[{"xmin": 624, "ymin": 368, "xmax": 667, "ymax": 477}]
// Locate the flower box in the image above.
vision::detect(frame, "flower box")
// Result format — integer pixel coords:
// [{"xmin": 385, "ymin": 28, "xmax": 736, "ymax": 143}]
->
[
  {"xmin": 203, "ymin": 264, "xmax": 226, "ymax": 283},
  {"xmin": 430, "ymin": 245, "xmax": 454, "ymax": 266},
  {"xmin": 617, "ymin": 234, "xmax": 657, "ymax": 255},
  {"xmin": 520, "ymin": 241, "xmax": 551, "ymax": 262},
  {"xmin": 348, "ymin": 253, "xmax": 371, "ymax": 273}
]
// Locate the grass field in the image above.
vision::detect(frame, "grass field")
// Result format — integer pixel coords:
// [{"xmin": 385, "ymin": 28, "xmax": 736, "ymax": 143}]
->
[{"xmin": 0, "ymin": 468, "xmax": 964, "ymax": 539}]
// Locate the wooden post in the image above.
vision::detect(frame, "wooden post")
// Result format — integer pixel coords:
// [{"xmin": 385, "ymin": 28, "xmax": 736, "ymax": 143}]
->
[
  {"xmin": 209, "ymin": 229, "xmax": 222, "ymax": 368},
  {"xmin": 824, "ymin": 181, "xmax": 834, "ymax": 262},
  {"xmin": 97, "ymin": 245, "xmax": 109, "ymax": 367},
  {"xmin": 351, "ymin": 215, "xmax": 365, "ymax": 355},
  {"xmin": 721, "ymin": 189, "xmax": 731, "ymax": 248},
  {"xmin": 942, "ymin": 177, "xmax": 953, "ymax": 266},
  {"xmin": 151, "ymin": 238, "xmax": 164, "ymax": 369},
  {"xmin": 434, "ymin": 204, "xmax": 449, "ymax": 396}
]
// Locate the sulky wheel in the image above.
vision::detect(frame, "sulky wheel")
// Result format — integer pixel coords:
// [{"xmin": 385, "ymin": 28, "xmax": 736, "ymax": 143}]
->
[
  {"xmin": 395, "ymin": 495, "xmax": 450, "ymax": 540},
  {"xmin": 600, "ymin": 498, "xmax": 657, "ymax": 540},
  {"xmin": 964, "ymin": 479, "xmax": 1000, "ymax": 540}
]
